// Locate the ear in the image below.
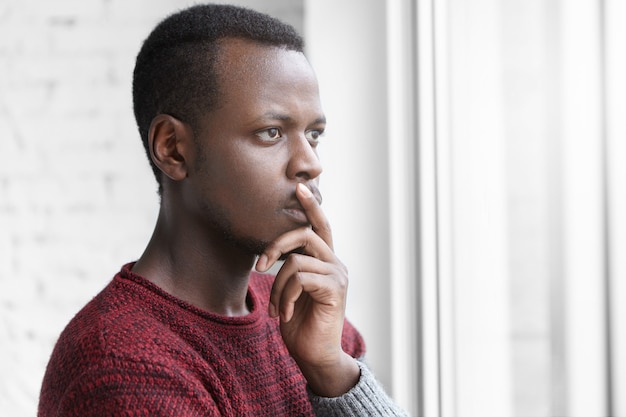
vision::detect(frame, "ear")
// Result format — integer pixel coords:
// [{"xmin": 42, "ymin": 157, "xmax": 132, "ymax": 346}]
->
[{"xmin": 148, "ymin": 114, "xmax": 193, "ymax": 182}]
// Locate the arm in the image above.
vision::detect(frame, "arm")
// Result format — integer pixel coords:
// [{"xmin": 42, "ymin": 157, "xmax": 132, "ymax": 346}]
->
[
  {"xmin": 50, "ymin": 359, "xmax": 220, "ymax": 417},
  {"xmin": 308, "ymin": 360, "xmax": 410, "ymax": 417},
  {"xmin": 256, "ymin": 183, "xmax": 409, "ymax": 415}
]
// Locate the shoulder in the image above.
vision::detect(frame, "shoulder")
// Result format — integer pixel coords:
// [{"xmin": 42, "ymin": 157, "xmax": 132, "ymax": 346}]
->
[
  {"xmin": 42, "ymin": 267, "xmax": 204, "ymax": 380},
  {"xmin": 40, "ymin": 271, "xmax": 216, "ymax": 414},
  {"xmin": 44, "ymin": 276, "xmax": 170, "ymax": 371}
]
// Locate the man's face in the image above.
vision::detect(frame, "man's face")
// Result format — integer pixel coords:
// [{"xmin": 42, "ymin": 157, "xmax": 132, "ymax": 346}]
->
[{"xmin": 181, "ymin": 38, "xmax": 325, "ymax": 254}]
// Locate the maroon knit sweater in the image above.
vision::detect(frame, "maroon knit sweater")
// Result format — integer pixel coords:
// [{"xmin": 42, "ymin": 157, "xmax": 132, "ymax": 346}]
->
[{"xmin": 39, "ymin": 263, "xmax": 366, "ymax": 416}]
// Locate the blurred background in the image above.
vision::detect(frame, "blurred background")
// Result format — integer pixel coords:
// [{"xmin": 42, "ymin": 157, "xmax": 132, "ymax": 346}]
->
[{"xmin": 1, "ymin": 0, "xmax": 624, "ymax": 416}]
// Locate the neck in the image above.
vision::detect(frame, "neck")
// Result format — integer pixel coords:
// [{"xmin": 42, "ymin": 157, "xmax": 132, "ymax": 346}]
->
[{"xmin": 132, "ymin": 206, "xmax": 257, "ymax": 317}]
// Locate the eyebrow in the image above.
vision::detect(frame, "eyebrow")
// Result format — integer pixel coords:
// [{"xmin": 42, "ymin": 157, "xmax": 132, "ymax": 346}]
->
[{"xmin": 257, "ymin": 112, "xmax": 326, "ymax": 125}]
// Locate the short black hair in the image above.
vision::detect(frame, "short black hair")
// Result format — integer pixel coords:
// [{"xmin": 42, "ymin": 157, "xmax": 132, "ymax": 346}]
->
[{"xmin": 132, "ymin": 4, "xmax": 304, "ymax": 193}]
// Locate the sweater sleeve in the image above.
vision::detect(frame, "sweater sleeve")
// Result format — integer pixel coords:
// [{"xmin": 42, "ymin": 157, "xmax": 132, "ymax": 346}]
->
[
  {"xmin": 48, "ymin": 358, "xmax": 222, "ymax": 417},
  {"xmin": 307, "ymin": 359, "xmax": 410, "ymax": 417}
]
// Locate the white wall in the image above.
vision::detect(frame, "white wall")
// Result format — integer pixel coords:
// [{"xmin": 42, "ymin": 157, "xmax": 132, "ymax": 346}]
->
[{"xmin": 0, "ymin": 2, "xmax": 166, "ymax": 414}]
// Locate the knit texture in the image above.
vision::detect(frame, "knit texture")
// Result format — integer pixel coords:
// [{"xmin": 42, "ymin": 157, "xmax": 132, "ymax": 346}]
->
[
  {"xmin": 308, "ymin": 361, "xmax": 410, "ymax": 416},
  {"xmin": 38, "ymin": 263, "xmax": 366, "ymax": 417}
]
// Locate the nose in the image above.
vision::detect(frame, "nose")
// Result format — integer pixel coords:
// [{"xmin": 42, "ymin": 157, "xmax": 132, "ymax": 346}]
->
[{"xmin": 286, "ymin": 134, "xmax": 323, "ymax": 180}]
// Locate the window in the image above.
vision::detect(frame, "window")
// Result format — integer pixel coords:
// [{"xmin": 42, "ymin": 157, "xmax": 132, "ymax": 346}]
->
[{"xmin": 305, "ymin": 0, "xmax": 625, "ymax": 415}]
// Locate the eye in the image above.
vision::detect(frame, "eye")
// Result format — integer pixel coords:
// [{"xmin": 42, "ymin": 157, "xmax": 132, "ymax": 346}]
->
[
  {"xmin": 305, "ymin": 129, "xmax": 324, "ymax": 145},
  {"xmin": 256, "ymin": 127, "xmax": 282, "ymax": 142}
]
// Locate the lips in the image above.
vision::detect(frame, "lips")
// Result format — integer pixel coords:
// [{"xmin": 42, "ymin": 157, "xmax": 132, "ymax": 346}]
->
[
  {"xmin": 283, "ymin": 206, "xmax": 309, "ymax": 224},
  {"xmin": 306, "ymin": 185, "xmax": 323, "ymax": 205},
  {"xmin": 282, "ymin": 185, "xmax": 322, "ymax": 224}
]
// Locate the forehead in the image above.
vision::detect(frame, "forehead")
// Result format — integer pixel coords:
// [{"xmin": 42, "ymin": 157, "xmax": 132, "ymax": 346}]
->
[{"xmin": 214, "ymin": 38, "xmax": 320, "ymax": 103}]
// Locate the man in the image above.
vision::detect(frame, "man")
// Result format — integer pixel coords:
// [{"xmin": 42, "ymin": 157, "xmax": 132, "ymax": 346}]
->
[{"xmin": 39, "ymin": 4, "xmax": 407, "ymax": 416}]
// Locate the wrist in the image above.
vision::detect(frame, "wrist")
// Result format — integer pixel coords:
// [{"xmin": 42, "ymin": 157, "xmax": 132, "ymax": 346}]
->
[{"xmin": 298, "ymin": 352, "xmax": 360, "ymax": 398}]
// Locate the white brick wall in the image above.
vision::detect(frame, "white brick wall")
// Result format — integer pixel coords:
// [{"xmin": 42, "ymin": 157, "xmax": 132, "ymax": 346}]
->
[{"xmin": 0, "ymin": 1, "xmax": 302, "ymax": 415}]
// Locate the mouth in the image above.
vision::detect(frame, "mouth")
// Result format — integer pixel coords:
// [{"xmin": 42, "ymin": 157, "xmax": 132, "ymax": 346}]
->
[
  {"xmin": 282, "ymin": 186, "xmax": 322, "ymax": 225},
  {"xmin": 306, "ymin": 185, "xmax": 323, "ymax": 205},
  {"xmin": 282, "ymin": 205, "xmax": 309, "ymax": 224}
]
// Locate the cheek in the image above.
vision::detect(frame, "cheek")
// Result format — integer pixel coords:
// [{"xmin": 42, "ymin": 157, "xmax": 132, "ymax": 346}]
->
[
  {"xmin": 203, "ymin": 143, "xmax": 288, "ymax": 205},
  {"xmin": 231, "ymin": 150, "xmax": 286, "ymax": 187},
  {"xmin": 218, "ymin": 160, "xmax": 282, "ymax": 208}
]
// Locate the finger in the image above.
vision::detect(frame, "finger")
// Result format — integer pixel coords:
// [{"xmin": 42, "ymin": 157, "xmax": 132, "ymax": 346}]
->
[
  {"xmin": 277, "ymin": 271, "xmax": 337, "ymax": 323},
  {"xmin": 256, "ymin": 226, "xmax": 335, "ymax": 272},
  {"xmin": 269, "ymin": 254, "xmax": 332, "ymax": 316},
  {"xmin": 296, "ymin": 183, "xmax": 333, "ymax": 249}
]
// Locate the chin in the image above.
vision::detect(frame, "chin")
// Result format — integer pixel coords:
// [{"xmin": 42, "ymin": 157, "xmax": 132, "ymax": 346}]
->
[
  {"xmin": 218, "ymin": 219, "xmax": 303, "ymax": 257},
  {"xmin": 219, "ymin": 231, "xmax": 269, "ymax": 256}
]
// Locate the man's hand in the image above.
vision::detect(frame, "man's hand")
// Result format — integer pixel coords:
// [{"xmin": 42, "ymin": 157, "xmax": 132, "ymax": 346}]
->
[{"xmin": 255, "ymin": 183, "xmax": 360, "ymax": 397}]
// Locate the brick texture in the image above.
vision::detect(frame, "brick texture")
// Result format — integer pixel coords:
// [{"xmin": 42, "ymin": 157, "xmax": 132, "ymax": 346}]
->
[{"xmin": 0, "ymin": 1, "xmax": 303, "ymax": 415}]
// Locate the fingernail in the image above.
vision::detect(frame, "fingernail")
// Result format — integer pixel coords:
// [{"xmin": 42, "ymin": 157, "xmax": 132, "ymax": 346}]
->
[
  {"xmin": 256, "ymin": 254, "xmax": 267, "ymax": 271},
  {"xmin": 298, "ymin": 183, "xmax": 312, "ymax": 198},
  {"xmin": 281, "ymin": 309, "xmax": 294, "ymax": 323}
]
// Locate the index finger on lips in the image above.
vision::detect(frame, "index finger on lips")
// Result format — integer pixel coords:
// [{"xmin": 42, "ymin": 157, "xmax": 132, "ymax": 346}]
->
[{"xmin": 296, "ymin": 183, "xmax": 333, "ymax": 250}]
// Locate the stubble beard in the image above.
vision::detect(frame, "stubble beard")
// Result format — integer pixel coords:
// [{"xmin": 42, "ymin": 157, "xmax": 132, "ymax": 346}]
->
[
  {"xmin": 192, "ymin": 143, "xmax": 271, "ymax": 256},
  {"xmin": 201, "ymin": 199, "xmax": 270, "ymax": 256}
]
